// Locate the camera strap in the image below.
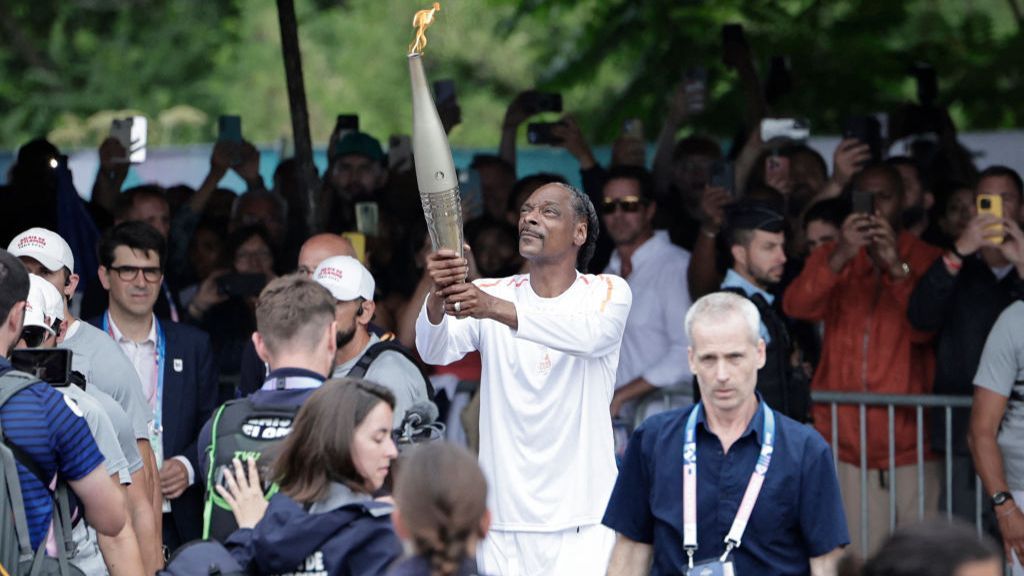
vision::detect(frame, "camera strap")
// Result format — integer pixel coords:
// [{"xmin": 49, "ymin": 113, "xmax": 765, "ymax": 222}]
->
[{"xmin": 683, "ymin": 402, "xmax": 775, "ymax": 570}]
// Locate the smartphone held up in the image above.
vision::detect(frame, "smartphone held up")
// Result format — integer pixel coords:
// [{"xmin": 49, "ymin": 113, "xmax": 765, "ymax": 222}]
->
[{"xmin": 109, "ymin": 116, "xmax": 148, "ymax": 163}]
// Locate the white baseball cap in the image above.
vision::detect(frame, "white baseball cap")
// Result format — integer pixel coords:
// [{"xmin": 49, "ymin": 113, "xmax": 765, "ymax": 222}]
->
[
  {"xmin": 25, "ymin": 275, "xmax": 62, "ymax": 334},
  {"xmin": 313, "ymin": 256, "xmax": 375, "ymax": 302},
  {"xmin": 7, "ymin": 228, "xmax": 75, "ymax": 273}
]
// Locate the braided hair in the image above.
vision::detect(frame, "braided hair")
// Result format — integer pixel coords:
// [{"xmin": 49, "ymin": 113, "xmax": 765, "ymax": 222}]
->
[{"xmin": 394, "ymin": 443, "xmax": 488, "ymax": 576}]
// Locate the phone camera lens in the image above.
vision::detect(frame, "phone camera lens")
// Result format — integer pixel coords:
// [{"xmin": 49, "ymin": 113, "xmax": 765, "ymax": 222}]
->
[{"xmin": 981, "ymin": 199, "xmax": 991, "ymax": 209}]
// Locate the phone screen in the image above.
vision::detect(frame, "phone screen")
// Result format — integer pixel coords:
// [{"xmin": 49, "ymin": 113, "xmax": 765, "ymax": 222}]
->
[
  {"xmin": 355, "ymin": 202, "xmax": 380, "ymax": 237},
  {"xmin": 218, "ymin": 115, "xmax": 243, "ymax": 143},
  {"xmin": 10, "ymin": 349, "xmax": 72, "ymax": 385}
]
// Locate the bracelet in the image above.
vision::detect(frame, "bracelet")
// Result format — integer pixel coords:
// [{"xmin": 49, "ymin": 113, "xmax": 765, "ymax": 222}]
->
[
  {"xmin": 951, "ymin": 244, "xmax": 968, "ymax": 261},
  {"xmin": 943, "ymin": 254, "xmax": 962, "ymax": 272},
  {"xmin": 700, "ymin": 228, "xmax": 717, "ymax": 239}
]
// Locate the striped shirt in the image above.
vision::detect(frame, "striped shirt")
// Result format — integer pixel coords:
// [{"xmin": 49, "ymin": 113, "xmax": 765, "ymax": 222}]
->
[{"xmin": 0, "ymin": 359, "xmax": 104, "ymax": 548}]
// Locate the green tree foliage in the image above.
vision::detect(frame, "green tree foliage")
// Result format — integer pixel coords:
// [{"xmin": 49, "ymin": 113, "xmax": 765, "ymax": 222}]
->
[
  {"xmin": 502, "ymin": 0, "xmax": 1023, "ymax": 143},
  {"xmin": 0, "ymin": 0, "xmax": 1019, "ymax": 152}
]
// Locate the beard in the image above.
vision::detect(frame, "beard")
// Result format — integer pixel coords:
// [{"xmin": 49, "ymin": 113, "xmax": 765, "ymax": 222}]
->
[{"xmin": 335, "ymin": 322, "xmax": 357, "ymax": 349}]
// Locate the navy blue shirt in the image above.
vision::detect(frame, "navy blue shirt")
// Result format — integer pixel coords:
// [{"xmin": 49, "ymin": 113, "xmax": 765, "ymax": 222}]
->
[
  {"xmin": 602, "ymin": 401, "xmax": 848, "ymax": 576},
  {"xmin": 0, "ymin": 359, "xmax": 104, "ymax": 548}
]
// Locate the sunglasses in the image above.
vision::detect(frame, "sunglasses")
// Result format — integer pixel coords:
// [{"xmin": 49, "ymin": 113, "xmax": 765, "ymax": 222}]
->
[
  {"xmin": 20, "ymin": 326, "xmax": 50, "ymax": 348},
  {"xmin": 601, "ymin": 196, "xmax": 646, "ymax": 215}
]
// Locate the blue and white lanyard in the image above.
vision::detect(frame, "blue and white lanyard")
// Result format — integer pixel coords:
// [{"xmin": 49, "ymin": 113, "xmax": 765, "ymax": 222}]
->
[
  {"xmin": 683, "ymin": 402, "xmax": 775, "ymax": 569},
  {"xmin": 103, "ymin": 313, "xmax": 166, "ymax": 433}
]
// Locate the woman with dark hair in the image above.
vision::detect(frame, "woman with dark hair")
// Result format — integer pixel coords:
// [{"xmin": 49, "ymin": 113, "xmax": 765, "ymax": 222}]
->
[
  {"xmin": 389, "ymin": 443, "xmax": 491, "ymax": 576},
  {"xmin": 861, "ymin": 521, "xmax": 1001, "ymax": 576},
  {"xmin": 217, "ymin": 378, "xmax": 402, "ymax": 576}
]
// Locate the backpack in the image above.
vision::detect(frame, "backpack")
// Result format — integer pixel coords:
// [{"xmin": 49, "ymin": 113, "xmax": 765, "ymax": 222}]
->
[
  {"xmin": 157, "ymin": 539, "xmax": 245, "ymax": 576},
  {"xmin": 348, "ymin": 340, "xmax": 435, "ymax": 399},
  {"xmin": 0, "ymin": 370, "xmax": 86, "ymax": 576},
  {"xmin": 202, "ymin": 398, "xmax": 298, "ymax": 542}
]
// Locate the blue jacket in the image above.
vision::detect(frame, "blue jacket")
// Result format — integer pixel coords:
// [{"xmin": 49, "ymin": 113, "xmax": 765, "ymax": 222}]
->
[
  {"xmin": 226, "ymin": 489, "xmax": 402, "ymax": 576},
  {"xmin": 89, "ymin": 314, "xmax": 219, "ymax": 545}
]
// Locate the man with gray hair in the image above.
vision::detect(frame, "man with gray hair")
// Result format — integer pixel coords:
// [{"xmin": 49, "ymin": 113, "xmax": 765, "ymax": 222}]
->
[{"xmin": 604, "ymin": 291, "xmax": 848, "ymax": 576}]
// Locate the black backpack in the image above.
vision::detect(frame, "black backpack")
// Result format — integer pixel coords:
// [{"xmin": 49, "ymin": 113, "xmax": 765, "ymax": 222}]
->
[
  {"xmin": 349, "ymin": 340, "xmax": 434, "ymax": 399},
  {"xmin": 158, "ymin": 539, "xmax": 245, "ymax": 576},
  {"xmin": 201, "ymin": 398, "xmax": 298, "ymax": 542}
]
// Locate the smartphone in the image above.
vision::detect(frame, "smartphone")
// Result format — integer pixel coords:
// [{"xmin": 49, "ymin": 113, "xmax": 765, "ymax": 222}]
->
[
  {"xmin": 433, "ymin": 80, "xmax": 457, "ymax": 105},
  {"xmin": 216, "ymin": 273, "xmax": 267, "ymax": 298},
  {"xmin": 10, "ymin": 349, "xmax": 72, "ymax": 386},
  {"xmin": 764, "ymin": 56, "xmax": 792, "ymax": 104},
  {"xmin": 852, "ymin": 190, "xmax": 875, "ymax": 215},
  {"xmin": 526, "ymin": 122, "xmax": 564, "ymax": 145},
  {"xmin": 842, "ymin": 115, "xmax": 883, "ymax": 163},
  {"xmin": 760, "ymin": 117, "xmax": 810, "ymax": 143},
  {"xmin": 977, "ymin": 193, "xmax": 1004, "ymax": 244},
  {"xmin": 388, "ymin": 135, "xmax": 413, "ymax": 172},
  {"xmin": 522, "ymin": 92, "xmax": 563, "ymax": 115},
  {"xmin": 355, "ymin": 201, "xmax": 380, "ymax": 237},
  {"xmin": 218, "ymin": 115, "xmax": 243, "ymax": 166},
  {"xmin": 622, "ymin": 118, "xmax": 644, "ymax": 140},
  {"xmin": 342, "ymin": 232, "xmax": 367, "ymax": 264},
  {"xmin": 110, "ymin": 116, "xmax": 148, "ymax": 163},
  {"xmin": 683, "ymin": 66, "xmax": 707, "ymax": 115},
  {"xmin": 458, "ymin": 167, "xmax": 484, "ymax": 221},
  {"xmin": 218, "ymin": 115, "xmax": 242, "ymax": 143},
  {"xmin": 710, "ymin": 160, "xmax": 735, "ymax": 196},
  {"xmin": 911, "ymin": 62, "xmax": 938, "ymax": 108},
  {"xmin": 335, "ymin": 114, "xmax": 359, "ymax": 134}
]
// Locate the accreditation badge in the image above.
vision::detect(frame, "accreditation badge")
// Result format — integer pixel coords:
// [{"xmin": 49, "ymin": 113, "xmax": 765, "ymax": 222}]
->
[{"xmin": 686, "ymin": 559, "xmax": 735, "ymax": 576}]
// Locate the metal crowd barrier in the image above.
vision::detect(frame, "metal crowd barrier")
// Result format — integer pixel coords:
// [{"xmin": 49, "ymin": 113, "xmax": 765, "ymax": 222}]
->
[{"xmin": 810, "ymin": 391, "xmax": 983, "ymax": 557}]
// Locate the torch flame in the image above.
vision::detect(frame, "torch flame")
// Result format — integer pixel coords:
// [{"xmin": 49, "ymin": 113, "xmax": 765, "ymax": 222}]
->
[{"xmin": 408, "ymin": 2, "xmax": 441, "ymax": 56}]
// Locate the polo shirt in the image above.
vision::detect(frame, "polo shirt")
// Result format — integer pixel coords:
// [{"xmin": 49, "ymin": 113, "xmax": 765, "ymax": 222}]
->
[
  {"xmin": 0, "ymin": 358, "xmax": 104, "ymax": 548},
  {"xmin": 602, "ymin": 400, "xmax": 848, "ymax": 575}
]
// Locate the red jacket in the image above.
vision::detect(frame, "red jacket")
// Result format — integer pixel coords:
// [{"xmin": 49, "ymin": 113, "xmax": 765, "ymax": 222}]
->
[{"xmin": 783, "ymin": 233, "xmax": 942, "ymax": 467}]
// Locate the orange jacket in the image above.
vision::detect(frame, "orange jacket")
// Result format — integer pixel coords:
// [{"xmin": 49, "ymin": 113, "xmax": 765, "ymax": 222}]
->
[{"xmin": 782, "ymin": 233, "xmax": 942, "ymax": 468}]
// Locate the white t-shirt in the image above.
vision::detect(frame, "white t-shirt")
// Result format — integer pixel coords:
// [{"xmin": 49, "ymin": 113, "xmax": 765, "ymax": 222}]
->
[{"xmin": 416, "ymin": 272, "xmax": 631, "ymax": 532}]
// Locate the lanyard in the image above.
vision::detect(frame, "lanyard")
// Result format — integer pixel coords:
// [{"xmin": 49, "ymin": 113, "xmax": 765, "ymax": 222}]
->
[
  {"xmin": 683, "ymin": 402, "xmax": 775, "ymax": 569},
  {"xmin": 259, "ymin": 375, "xmax": 322, "ymax": 391},
  {"xmin": 103, "ymin": 312, "xmax": 166, "ymax": 432},
  {"xmin": 162, "ymin": 281, "xmax": 180, "ymax": 323}
]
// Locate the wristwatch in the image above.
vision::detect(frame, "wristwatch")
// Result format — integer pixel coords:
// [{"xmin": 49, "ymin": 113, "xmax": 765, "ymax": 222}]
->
[{"xmin": 993, "ymin": 491, "xmax": 1014, "ymax": 507}]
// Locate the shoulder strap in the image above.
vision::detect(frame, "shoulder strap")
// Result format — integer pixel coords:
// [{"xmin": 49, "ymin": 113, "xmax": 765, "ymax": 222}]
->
[
  {"xmin": 0, "ymin": 371, "xmax": 49, "ymax": 484},
  {"xmin": 351, "ymin": 342, "xmax": 435, "ymax": 398}
]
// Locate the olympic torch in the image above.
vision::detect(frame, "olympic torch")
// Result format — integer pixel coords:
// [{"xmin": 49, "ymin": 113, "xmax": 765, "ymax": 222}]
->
[{"xmin": 408, "ymin": 2, "xmax": 464, "ymax": 258}]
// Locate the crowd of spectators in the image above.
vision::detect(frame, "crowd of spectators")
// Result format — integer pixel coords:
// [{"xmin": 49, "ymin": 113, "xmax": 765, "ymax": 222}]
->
[{"xmin": 1, "ymin": 23, "xmax": 1024, "ymax": 576}]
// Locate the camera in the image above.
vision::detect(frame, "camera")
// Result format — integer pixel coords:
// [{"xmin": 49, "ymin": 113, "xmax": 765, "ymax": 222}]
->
[
  {"xmin": 527, "ymin": 122, "xmax": 565, "ymax": 146},
  {"xmin": 760, "ymin": 118, "xmax": 810, "ymax": 143}
]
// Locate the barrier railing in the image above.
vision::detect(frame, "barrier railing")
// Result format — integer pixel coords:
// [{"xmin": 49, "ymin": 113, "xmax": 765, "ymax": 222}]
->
[{"xmin": 810, "ymin": 391, "xmax": 982, "ymax": 557}]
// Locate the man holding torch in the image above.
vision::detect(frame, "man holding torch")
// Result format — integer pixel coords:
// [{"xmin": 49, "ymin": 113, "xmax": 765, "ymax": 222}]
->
[
  {"xmin": 416, "ymin": 182, "xmax": 631, "ymax": 575},
  {"xmin": 408, "ymin": 6, "xmax": 630, "ymax": 572}
]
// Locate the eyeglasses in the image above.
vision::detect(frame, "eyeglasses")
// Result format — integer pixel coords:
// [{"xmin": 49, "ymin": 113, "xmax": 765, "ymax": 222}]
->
[
  {"xmin": 109, "ymin": 266, "xmax": 162, "ymax": 283},
  {"xmin": 601, "ymin": 196, "xmax": 645, "ymax": 215},
  {"xmin": 20, "ymin": 326, "xmax": 50, "ymax": 348}
]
